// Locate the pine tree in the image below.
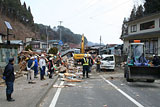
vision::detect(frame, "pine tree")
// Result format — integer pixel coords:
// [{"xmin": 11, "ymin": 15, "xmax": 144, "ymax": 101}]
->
[
  {"xmin": 129, "ymin": 5, "xmax": 136, "ymax": 21},
  {"xmin": 136, "ymin": 5, "xmax": 144, "ymax": 18},
  {"xmin": 144, "ymin": 0, "xmax": 160, "ymax": 14}
]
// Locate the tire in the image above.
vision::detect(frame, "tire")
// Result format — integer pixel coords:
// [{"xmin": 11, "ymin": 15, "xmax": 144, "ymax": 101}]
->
[
  {"xmin": 146, "ymin": 79, "xmax": 155, "ymax": 83},
  {"xmin": 126, "ymin": 78, "xmax": 134, "ymax": 82},
  {"xmin": 126, "ymin": 70, "xmax": 134, "ymax": 82}
]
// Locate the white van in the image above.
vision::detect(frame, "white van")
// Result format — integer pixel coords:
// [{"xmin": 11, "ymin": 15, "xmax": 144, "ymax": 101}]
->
[{"xmin": 100, "ymin": 54, "xmax": 115, "ymax": 71}]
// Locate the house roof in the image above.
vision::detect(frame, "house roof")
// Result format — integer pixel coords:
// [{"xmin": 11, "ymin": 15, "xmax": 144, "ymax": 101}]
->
[
  {"xmin": 123, "ymin": 30, "xmax": 160, "ymax": 40},
  {"xmin": 4, "ymin": 40, "xmax": 23, "ymax": 45},
  {"xmin": 126, "ymin": 12, "xmax": 160, "ymax": 24},
  {"xmin": 48, "ymin": 40, "xmax": 59, "ymax": 43}
]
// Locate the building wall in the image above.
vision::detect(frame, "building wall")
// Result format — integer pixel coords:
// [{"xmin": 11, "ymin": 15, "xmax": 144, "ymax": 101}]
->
[
  {"xmin": 158, "ymin": 38, "xmax": 160, "ymax": 56},
  {"xmin": 123, "ymin": 40, "xmax": 129, "ymax": 54},
  {"xmin": 0, "ymin": 35, "xmax": 2, "ymax": 43},
  {"xmin": 128, "ymin": 17, "xmax": 160, "ymax": 35}
]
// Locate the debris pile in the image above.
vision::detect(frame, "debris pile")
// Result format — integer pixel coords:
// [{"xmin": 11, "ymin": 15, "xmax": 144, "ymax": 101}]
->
[{"xmin": 58, "ymin": 57, "xmax": 83, "ymax": 82}]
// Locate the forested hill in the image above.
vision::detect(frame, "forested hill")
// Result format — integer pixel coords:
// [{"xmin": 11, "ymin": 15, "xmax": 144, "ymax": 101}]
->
[
  {"xmin": 0, "ymin": 0, "xmax": 87, "ymax": 45},
  {"xmin": 34, "ymin": 24, "xmax": 88, "ymax": 45}
]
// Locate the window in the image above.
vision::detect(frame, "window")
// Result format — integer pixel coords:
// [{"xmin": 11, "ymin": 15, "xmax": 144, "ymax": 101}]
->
[
  {"xmin": 33, "ymin": 44, "xmax": 39, "ymax": 48},
  {"xmin": 145, "ymin": 39, "xmax": 158, "ymax": 54},
  {"xmin": 42, "ymin": 44, "xmax": 47, "ymax": 49},
  {"xmin": 140, "ymin": 21, "xmax": 155, "ymax": 30},
  {"xmin": 130, "ymin": 25, "xmax": 137, "ymax": 32},
  {"xmin": 102, "ymin": 56, "xmax": 114, "ymax": 61}
]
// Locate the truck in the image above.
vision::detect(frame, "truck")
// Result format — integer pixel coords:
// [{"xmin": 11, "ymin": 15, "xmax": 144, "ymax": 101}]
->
[
  {"xmin": 100, "ymin": 54, "xmax": 115, "ymax": 71},
  {"xmin": 124, "ymin": 40, "xmax": 160, "ymax": 82}
]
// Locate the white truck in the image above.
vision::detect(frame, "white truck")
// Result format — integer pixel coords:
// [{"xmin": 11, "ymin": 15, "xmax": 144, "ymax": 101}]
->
[{"xmin": 100, "ymin": 54, "xmax": 115, "ymax": 71}]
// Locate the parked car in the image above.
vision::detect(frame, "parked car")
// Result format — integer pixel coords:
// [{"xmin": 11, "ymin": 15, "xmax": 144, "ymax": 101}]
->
[{"xmin": 100, "ymin": 54, "xmax": 115, "ymax": 71}]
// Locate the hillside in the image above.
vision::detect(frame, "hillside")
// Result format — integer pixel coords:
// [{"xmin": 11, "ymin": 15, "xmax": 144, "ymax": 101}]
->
[
  {"xmin": 35, "ymin": 24, "xmax": 88, "ymax": 45},
  {"xmin": 0, "ymin": 13, "xmax": 36, "ymax": 41},
  {"xmin": 0, "ymin": 0, "xmax": 88, "ymax": 45}
]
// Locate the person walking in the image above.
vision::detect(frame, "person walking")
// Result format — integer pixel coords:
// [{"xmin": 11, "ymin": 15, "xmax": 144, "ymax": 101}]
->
[
  {"xmin": 39, "ymin": 54, "xmax": 46, "ymax": 80},
  {"xmin": 3, "ymin": 58, "xmax": 15, "ymax": 101},
  {"xmin": 27, "ymin": 56, "xmax": 36, "ymax": 84},
  {"xmin": 96, "ymin": 55, "xmax": 101, "ymax": 72},
  {"xmin": 82, "ymin": 54, "xmax": 89, "ymax": 79},
  {"xmin": 48, "ymin": 57, "xmax": 54, "ymax": 79},
  {"xmin": 88, "ymin": 54, "xmax": 94, "ymax": 73},
  {"xmin": 34, "ymin": 56, "xmax": 38, "ymax": 78}
]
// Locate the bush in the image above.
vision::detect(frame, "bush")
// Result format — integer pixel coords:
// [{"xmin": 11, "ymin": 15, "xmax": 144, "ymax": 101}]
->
[
  {"xmin": 48, "ymin": 47, "xmax": 58, "ymax": 55},
  {"xmin": 25, "ymin": 45, "xmax": 32, "ymax": 51}
]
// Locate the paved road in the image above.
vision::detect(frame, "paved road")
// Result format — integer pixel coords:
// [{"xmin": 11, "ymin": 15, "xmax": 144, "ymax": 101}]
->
[{"xmin": 41, "ymin": 68, "xmax": 160, "ymax": 107}]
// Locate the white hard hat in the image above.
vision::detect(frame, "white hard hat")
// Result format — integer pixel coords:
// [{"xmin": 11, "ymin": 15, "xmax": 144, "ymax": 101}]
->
[
  {"xmin": 98, "ymin": 55, "xmax": 101, "ymax": 58},
  {"xmin": 49, "ymin": 57, "xmax": 53, "ymax": 60},
  {"xmin": 41, "ymin": 54, "xmax": 45, "ymax": 57},
  {"xmin": 88, "ymin": 54, "xmax": 91, "ymax": 57},
  {"xmin": 30, "ymin": 56, "xmax": 34, "ymax": 59},
  {"xmin": 34, "ymin": 56, "xmax": 37, "ymax": 59},
  {"xmin": 84, "ymin": 54, "xmax": 87, "ymax": 57}
]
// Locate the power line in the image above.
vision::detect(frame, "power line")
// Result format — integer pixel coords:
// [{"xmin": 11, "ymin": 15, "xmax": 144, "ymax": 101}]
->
[{"xmin": 90, "ymin": 0, "xmax": 131, "ymax": 18}]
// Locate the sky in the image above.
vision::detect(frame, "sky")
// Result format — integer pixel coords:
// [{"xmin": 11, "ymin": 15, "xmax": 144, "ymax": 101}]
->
[{"xmin": 20, "ymin": 0, "xmax": 144, "ymax": 44}]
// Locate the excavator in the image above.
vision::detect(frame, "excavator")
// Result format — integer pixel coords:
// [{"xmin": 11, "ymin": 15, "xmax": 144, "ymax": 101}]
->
[
  {"xmin": 124, "ymin": 40, "xmax": 160, "ymax": 82},
  {"xmin": 73, "ymin": 34, "xmax": 89, "ymax": 65}
]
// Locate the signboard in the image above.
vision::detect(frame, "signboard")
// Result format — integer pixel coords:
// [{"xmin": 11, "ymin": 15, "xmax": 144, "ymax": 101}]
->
[
  {"xmin": 4, "ymin": 21, "xmax": 13, "ymax": 30},
  {"xmin": 58, "ymin": 40, "xmax": 63, "ymax": 46}
]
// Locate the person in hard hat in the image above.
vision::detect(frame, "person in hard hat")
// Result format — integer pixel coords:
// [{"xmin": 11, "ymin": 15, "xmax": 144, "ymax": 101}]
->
[
  {"xmin": 39, "ymin": 54, "xmax": 46, "ymax": 80},
  {"xmin": 48, "ymin": 57, "xmax": 54, "ymax": 79},
  {"xmin": 3, "ymin": 58, "xmax": 15, "ymax": 101},
  {"xmin": 34, "ymin": 56, "xmax": 38, "ymax": 78},
  {"xmin": 88, "ymin": 54, "xmax": 94, "ymax": 73},
  {"xmin": 27, "ymin": 56, "xmax": 36, "ymax": 84},
  {"xmin": 81, "ymin": 54, "xmax": 90, "ymax": 79},
  {"xmin": 96, "ymin": 55, "xmax": 101, "ymax": 72},
  {"xmin": 152, "ymin": 54, "xmax": 160, "ymax": 66}
]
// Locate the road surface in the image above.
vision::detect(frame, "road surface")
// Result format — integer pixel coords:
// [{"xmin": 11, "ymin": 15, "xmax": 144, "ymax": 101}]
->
[{"xmin": 40, "ymin": 67, "xmax": 160, "ymax": 107}]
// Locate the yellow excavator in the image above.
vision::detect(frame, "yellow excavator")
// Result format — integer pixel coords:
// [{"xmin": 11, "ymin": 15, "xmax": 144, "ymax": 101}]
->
[{"xmin": 73, "ymin": 34, "xmax": 89, "ymax": 65}]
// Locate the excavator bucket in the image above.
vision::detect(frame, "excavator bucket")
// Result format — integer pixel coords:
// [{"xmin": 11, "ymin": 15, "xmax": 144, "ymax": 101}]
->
[{"xmin": 129, "ymin": 66, "xmax": 160, "ymax": 79}]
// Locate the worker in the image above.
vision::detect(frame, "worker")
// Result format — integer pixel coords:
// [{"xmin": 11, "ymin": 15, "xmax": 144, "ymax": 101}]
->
[
  {"xmin": 3, "ymin": 58, "xmax": 15, "ymax": 101},
  {"xmin": 139, "ymin": 53, "xmax": 148, "ymax": 66},
  {"xmin": 96, "ymin": 55, "xmax": 101, "ymax": 72},
  {"xmin": 39, "ymin": 54, "xmax": 46, "ymax": 80},
  {"xmin": 82, "ymin": 54, "xmax": 89, "ymax": 79},
  {"xmin": 152, "ymin": 55, "xmax": 160, "ymax": 66},
  {"xmin": 48, "ymin": 57, "xmax": 54, "ymax": 79},
  {"xmin": 88, "ymin": 54, "xmax": 94, "ymax": 73},
  {"xmin": 34, "ymin": 56, "xmax": 38, "ymax": 78},
  {"xmin": 27, "ymin": 56, "xmax": 36, "ymax": 84}
]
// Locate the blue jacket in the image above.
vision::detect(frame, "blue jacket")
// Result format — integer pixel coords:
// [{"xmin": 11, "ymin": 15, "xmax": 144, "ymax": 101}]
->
[
  {"xmin": 28, "ymin": 59, "xmax": 34, "ymax": 70},
  {"xmin": 3, "ymin": 62, "xmax": 15, "ymax": 82},
  {"xmin": 34, "ymin": 59, "xmax": 38, "ymax": 67}
]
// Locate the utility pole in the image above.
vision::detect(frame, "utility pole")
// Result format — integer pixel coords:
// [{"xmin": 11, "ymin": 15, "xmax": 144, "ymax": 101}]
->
[
  {"xmin": 59, "ymin": 21, "xmax": 63, "ymax": 41},
  {"xmin": 99, "ymin": 36, "xmax": 101, "ymax": 55},
  {"xmin": 59, "ymin": 21, "xmax": 63, "ymax": 52},
  {"xmin": 46, "ymin": 26, "xmax": 48, "ymax": 53}
]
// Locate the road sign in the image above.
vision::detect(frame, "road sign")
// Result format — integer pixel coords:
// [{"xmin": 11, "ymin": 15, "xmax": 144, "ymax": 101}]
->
[
  {"xmin": 59, "ymin": 40, "xmax": 63, "ymax": 46},
  {"xmin": 4, "ymin": 21, "xmax": 13, "ymax": 30}
]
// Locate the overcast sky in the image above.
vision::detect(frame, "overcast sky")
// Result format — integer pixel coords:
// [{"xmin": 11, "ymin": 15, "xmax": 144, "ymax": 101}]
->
[{"xmin": 21, "ymin": 0, "xmax": 144, "ymax": 44}]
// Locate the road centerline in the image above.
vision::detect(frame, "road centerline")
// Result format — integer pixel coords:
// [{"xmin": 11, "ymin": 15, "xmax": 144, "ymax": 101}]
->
[
  {"xmin": 100, "ymin": 75, "xmax": 144, "ymax": 107},
  {"xmin": 49, "ymin": 81, "xmax": 64, "ymax": 107}
]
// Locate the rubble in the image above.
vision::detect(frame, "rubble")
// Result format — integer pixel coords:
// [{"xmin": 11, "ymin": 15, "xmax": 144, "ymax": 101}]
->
[
  {"xmin": 56, "ymin": 56, "xmax": 84, "ymax": 83},
  {"xmin": 53, "ymin": 84, "xmax": 76, "ymax": 88}
]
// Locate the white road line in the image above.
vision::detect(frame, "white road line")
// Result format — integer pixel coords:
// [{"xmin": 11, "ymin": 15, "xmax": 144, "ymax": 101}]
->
[
  {"xmin": 49, "ymin": 81, "xmax": 64, "ymax": 107},
  {"xmin": 100, "ymin": 75, "xmax": 144, "ymax": 107}
]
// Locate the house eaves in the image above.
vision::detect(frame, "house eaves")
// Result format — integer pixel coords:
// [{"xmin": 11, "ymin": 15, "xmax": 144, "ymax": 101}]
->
[{"xmin": 123, "ymin": 30, "xmax": 160, "ymax": 40}]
